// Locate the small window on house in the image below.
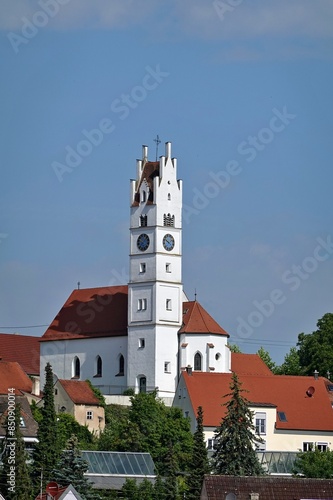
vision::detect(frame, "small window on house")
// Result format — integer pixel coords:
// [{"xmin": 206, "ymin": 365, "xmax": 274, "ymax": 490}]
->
[
  {"xmin": 166, "ymin": 263, "xmax": 171, "ymax": 273},
  {"xmin": 303, "ymin": 442, "xmax": 314, "ymax": 452},
  {"xmin": 96, "ymin": 355, "xmax": 102, "ymax": 377},
  {"xmin": 166, "ymin": 299, "xmax": 172, "ymax": 311},
  {"xmin": 207, "ymin": 438, "xmax": 217, "ymax": 450},
  {"xmin": 86, "ymin": 411, "xmax": 93, "ymax": 420},
  {"xmin": 72, "ymin": 356, "xmax": 80, "ymax": 378},
  {"xmin": 119, "ymin": 354, "xmax": 125, "ymax": 376},
  {"xmin": 140, "ymin": 214, "xmax": 147, "ymax": 227},
  {"xmin": 317, "ymin": 442, "xmax": 328, "ymax": 452},
  {"xmin": 184, "ymin": 411, "xmax": 189, "ymax": 418},
  {"xmin": 255, "ymin": 412, "xmax": 266, "ymax": 435},
  {"xmin": 277, "ymin": 411, "xmax": 287, "ymax": 422},
  {"xmin": 140, "ymin": 263, "xmax": 146, "ymax": 273},
  {"xmin": 139, "ymin": 376, "xmax": 146, "ymax": 393},
  {"xmin": 167, "ymin": 193, "xmax": 171, "ymax": 200},
  {"xmin": 194, "ymin": 352, "xmax": 202, "ymax": 371},
  {"xmin": 215, "ymin": 353, "xmax": 221, "ymax": 361},
  {"xmin": 138, "ymin": 298, "xmax": 147, "ymax": 311},
  {"xmin": 164, "ymin": 362, "xmax": 171, "ymax": 373},
  {"xmin": 19, "ymin": 417, "xmax": 26, "ymax": 428},
  {"xmin": 54, "ymin": 388, "xmax": 58, "ymax": 395},
  {"xmin": 139, "ymin": 338, "xmax": 145, "ymax": 348}
]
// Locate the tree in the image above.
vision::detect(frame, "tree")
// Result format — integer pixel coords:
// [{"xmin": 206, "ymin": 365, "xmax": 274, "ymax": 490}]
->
[
  {"xmin": 32, "ymin": 362, "xmax": 60, "ymax": 492},
  {"xmin": 257, "ymin": 346, "xmax": 277, "ymax": 373},
  {"xmin": 275, "ymin": 346, "xmax": 303, "ymax": 375},
  {"xmin": 187, "ymin": 406, "xmax": 210, "ymax": 499},
  {"xmin": 293, "ymin": 447, "xmax": 333, "ymax": 478},
  {"xmin": 52, "ymin": 435, "xmax": 97, "ymax": 499},
  {"xmin": 211, "ymin": 372, "xmax": 264, "ymax": 476},
  {"xmin": 0, "ymin": 402, "xmax": 33, "ymax": 499},
  {"xmin": 57, "ymin": 413, "xmax": 96, "ymax": 450},
  {"xmin": 297, "ymin": 313, "xmax": 333, "ymax": 377},
  {"xmin": 228, "ymin": 343, "xmax": 242, "ymax": 353}
]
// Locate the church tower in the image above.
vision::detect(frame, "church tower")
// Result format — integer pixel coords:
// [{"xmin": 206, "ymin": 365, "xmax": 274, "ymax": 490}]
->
[{"xmin": 127, "ymin": 142, "xmax": 183, "ymax": 398}]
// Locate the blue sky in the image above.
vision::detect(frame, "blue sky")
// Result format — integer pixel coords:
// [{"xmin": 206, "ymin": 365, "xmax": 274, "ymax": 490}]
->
[{"xmin": 0, "ymin": 0, "xmax": 332, "ymax": 364}]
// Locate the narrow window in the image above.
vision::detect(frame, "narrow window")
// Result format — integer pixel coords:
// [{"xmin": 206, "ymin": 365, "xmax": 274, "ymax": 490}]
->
[
  {"xmin": 86, "ymin": 411, "xmax": 93, "ymax": 420},
  {"xmin": 73, "ymin": 356, "xmax": 80, "ymax": 378},
  {"xmin": 139, "ymin": 376, "xmax": 146, "ymax": 393},
  {"xmin": 96, "ymin": 355, "xmax": 102, "ymax": 377},
  {"xmin": 141, "ymin": 191, "xmax": 146, "ymax": 203},
  {"xmin": 303, "ymin": 442, "xmax": 314, "ymax": 452},
  {"xmin": 138, "ymin": 298, "xmax": 147, "ymax": 311},
  {"xmin": 119, "ymin": 354, "xmax": 125, "ymax": 376},
  {"xmin": 140, "ymin": 262, "xmax": 146, "ymax": 273},
  {"xmin": 166, "ymin": 299, "xmax": 172, "ymax": 311},
  {"xmin": 317, "ymin": 442, "xmax": 328, "ymax": 452},
  {"xmin": 166, "ymin": 263, "xmax": 171, "ymax": 273},
  {"xmin": 164, "ymin": 362, "xmax": 170, "ymax": 373},
  {"xmin": 20, "ymin": 417, "xmax": 26, "ymax": 428},
  {"xmin": 167, "ymin": 193, "xmax": 171, "ymax": 201},
  {"xmin": 194, "ymin": 352, "xmax": 202, "ymax": 371},
  {"xmin": 255, "ymin": 412, "xmax": 266, "ymax": 435},
  {"xmin": 140, "ymin": 214, "xmax": 147, "ymax": 226},
  {"xmin": 139, "ymin": 338, "xmax": 145, "ymax": 348},
  {"xmin": 54, "ymin": 388, "xmax": 58, "ymax": 395}
]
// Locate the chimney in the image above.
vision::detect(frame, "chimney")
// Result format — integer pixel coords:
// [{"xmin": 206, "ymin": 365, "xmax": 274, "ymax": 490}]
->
[
  {"xmin": 165, "ymin": 141, "xmax": 171, "ymax": 158},
  {"xmin": 31, "ymin": 376, "xmax": 40, "ymax": 396},
  {"xmin": 142, "ymin": 145, "xmax": 148, "ymax": 161},
  {"xmin": 186, "ymin": 365, "xmax": 192, "ymax": 376},
  {"xmin": 314, "ymin": 369, "xmax": 319, "ymax": 380}
]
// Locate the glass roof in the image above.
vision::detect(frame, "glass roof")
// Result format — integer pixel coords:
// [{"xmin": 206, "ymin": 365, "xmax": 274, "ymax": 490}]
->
[{"xmin": 82, "ymin": 451, "xmax": 155, "ymax": 476}]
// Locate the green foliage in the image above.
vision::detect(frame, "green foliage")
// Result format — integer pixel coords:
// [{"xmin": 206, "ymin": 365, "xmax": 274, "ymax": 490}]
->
[
  {"xmin": 85, "ymin": 380, "xmax": 106, "ymax": 409},
  {"xmin": 32, "ymin": 363, "xmax": 60, "ymax": 491},
  {"xmin": 228, "ymin": 343, "xmax": 242, "ymax": 353},
  {"xmin": 187, "ymin": 406, "xmax": 210, "ymax": 500},
  {"xmin": 123, "ymin": 387, "xmax": 135, "ymax": 396},
  {"xmin": 257, "ymin": 346, "xmax": 277, "ymax": 373},
  {"xmin": 293, "ymin": 447, "xmax": 333, "ymax": 478},
  {"xmin": 52, "ymin": 435, "xmax": 98, "ymax": 499},
  {"xmin": 30, "ymin": 399, "xmax": 43, "ymax": 423},
  {"xmin": 297, "ymin": 313, "xmax": 333, "ymax": 377},
  {"xmin": 122, "ymin": 478, "xmax": 139, "ymax": 500},
  {"xmin": 0, "ymin": 402, "xmax": 33, "ymax": 499},
  {"xmin": 211, "ymin": 372, "xmax": 264, "ymax": 476},
  {"xmin": 57, "ymin": 413, "xmax": 96, "ymax": 450},
  {"xmin": 98, "ymin": 393, "xmax": 193, "ymax": 475},
  {"xmin": 275, "ymin": 346, "xmax": 303, "ymax": 375}
]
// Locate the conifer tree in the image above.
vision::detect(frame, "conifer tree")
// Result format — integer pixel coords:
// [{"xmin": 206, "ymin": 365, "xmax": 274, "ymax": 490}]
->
[
  {"xmin": 211, "ymin": 372, "xmax": 264, "ymax": 476},
  {"xmin": 186, "ymin": 406, "xmax": 210, "ymax": 499},
  {"xmin": 0, "ymin": 401, "xmax": 33, "ymax": 499},
  {"xmin": 32, "ymin": 362, "xmax": 60, "ymax": 492},
  {"xmin": 52, "ymin": 435, "xmax": 97, "ymax": 499}
]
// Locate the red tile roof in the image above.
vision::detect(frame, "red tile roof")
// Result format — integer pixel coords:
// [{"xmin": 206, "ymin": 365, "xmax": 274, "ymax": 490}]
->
[
  {"xmin": 41, "ymin": 286, "xmax": 128, "ymax": 342},
  {"xmin": 132, "ymin": 161, "xmax": 159, "ymax": 205},
  {"xmin": 0, "ymin": 361, "xmax": 33, "ymax": 395},
  {"xmin": 231, "ymin": 353, "xmax": 273, "ymax": 376},
  {"xmin": 0, "ymin": 333, "xmax": 40, "ymax": 375},
  {"xmin": 202, "ymin": 475, "xmax": 333, "ymax": 500},
  {"xmin": 183, "ymin": 371, "xmax": 333, "ymax": 431},
  {"xmin": 181, "ymin": 301, "xmax": 229, "ymax": 337},
  {"xmin": 58, "ymin": 379, "xmax": 101, "ymax": 405}
]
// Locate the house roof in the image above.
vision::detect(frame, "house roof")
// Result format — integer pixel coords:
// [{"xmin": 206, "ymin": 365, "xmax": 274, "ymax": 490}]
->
[
  {"xmin": 201, "ymin": 475, "xmax": 333, "ymax": 500},
  {"xmin": 41, "ymin": 286, "xmax": 128, "ymax": 342},
  {"xmin": 0, "ymin": 394, "xmax": 38, "ymax": 438},
  {"xmin": 180, "ymin": 301, "xmax": 229, "ymax": 337},
  {"xmin": 182, "ymin": 371, "xmax": 333, "ymax": 431},
  {"xmin": 57, "ymin": 379, "xmax": 101, "ymax": 405},
  {"xmin": 132, "ymin": 161, "xmax": 159, "ymax": 205},
  {"xmin": 0, "ymin": 333, "xmax": 40, "ymax": 375},
  {"xmin": 231, "ymin": 353, "xmax": 273, "ymax": 376},
  {"xmin": 36, "ymin": 483, "xmax": 83, "ymax": 500},
  {"xmin": 0, "ymin": 361, "xmax": 33, "ymax": 395}
]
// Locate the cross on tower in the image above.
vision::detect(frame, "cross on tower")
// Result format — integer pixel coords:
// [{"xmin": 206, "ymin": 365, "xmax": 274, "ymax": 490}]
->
[{"xmin": 154, "ymin": 135, "xmax": 161, "ymax": 161}]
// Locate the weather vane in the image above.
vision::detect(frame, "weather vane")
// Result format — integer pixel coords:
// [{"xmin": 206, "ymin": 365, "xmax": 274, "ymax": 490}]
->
[{"xmin": 154, "ymin": 134, "xmax": 161, "ymax": 161}]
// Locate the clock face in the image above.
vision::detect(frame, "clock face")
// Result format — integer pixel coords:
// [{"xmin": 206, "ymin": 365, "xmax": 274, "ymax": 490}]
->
[
  {"xmin": 163, "ymin": 233, "xmax": 175, "ymax": 251},
  {"xmin": 137, "ymin": 233, "xmax": 150, "ymax": 252}
]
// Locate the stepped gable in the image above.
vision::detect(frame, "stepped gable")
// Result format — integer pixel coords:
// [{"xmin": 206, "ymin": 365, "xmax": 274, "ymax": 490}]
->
[
  {"xmin": 132, "ymin": 161, "xmax": 159, "ymax": 206},
  {"xmin": 41, "ymin": 285, "xmax": 128, "ymax": 342},
  {"xmin": 0, "ymin": 333, "xmax": 40, "ymax": 375},
  {"xmin": 180, "ymin": 301, "xmax": 229, "ymax": 336}
]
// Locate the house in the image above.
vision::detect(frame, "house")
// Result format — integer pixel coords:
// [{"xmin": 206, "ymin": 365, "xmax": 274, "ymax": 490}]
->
[
  {"xmin": 39, "ymin": 142, "xmax": 232, "ymax": 400},
  {"xmin": 174, "ymin": 359, "xmax": 333, "ymax": 461},
  {"xmin": 53, "ymin": 378, "xmax": 105, "ymax": 435},
  {"xmin": 36, "ymin": 482, "xmax": 83, "ymax": 500},
  {"xmin": 200, "ymin": 475, "xmax": 333, "ymax": 500}
]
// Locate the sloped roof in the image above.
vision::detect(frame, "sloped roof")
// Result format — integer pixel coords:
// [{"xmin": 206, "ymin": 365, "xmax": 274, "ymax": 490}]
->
[
  {"xmin": 180, "ymin": 301, "xmax": 229, "ymax": 337},
  {"xmin": 201, "ymin": 475, "xmax": 333, "ymax": 500},
  {"xmin": 0, "ymin": 361, "xmax": 33, "ymax": 395},
  {"xmin": 132, "ymin": 161, "xmax": 159, "ymax": 205},
  {"xmin": 231, "ymin": 353, "xmax": 273, "ymax": 376},
  {"xmin": 58, "ymin": 379, "xmax": 101, "ymax": 405},
  {"xmin": 0, "ymin": 394, "xmax": 38, "ymax": 438},
  {"xmin": 182, "ymin": 371, "xmax": 333, "ymax": 431},
  {"xmin": 0, "ymin": 333, "xmax": 40, "ymax": 375},
  {"xmin": 41, "ymin": 286, "xmax": 128, "ymax": 342}
]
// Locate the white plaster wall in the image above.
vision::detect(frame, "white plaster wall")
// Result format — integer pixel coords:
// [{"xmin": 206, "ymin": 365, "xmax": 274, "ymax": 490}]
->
[
  {"xmin": 40, "ymin": 336, "xmax": 128, "ymax": 394},
  {"xmin": 179, "ymin": 333, "xmax": 230, "ymax": 373},
  {"xmin": 127, "ymin": 324, "xmax": 156, "ymax": 392}
]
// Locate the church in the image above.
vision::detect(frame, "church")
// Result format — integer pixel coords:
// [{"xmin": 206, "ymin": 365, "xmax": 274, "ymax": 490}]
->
[{"xmin": 40, "ymin": 142, "xmax": 232, "ymax": 398}]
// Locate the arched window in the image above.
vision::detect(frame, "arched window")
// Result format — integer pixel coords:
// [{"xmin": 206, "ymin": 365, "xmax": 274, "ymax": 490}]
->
[
  {"xmin": 119, "ymin": 355, "xmax": 125, "ymax": 376},
  {"xmin": 139, "ymin": 376, "xmax": 146, "ymax": 393},
  {"xmin": 194, "ymin": 352, "xmax": 202, "ymax": 371},
  {"xmin": 96, "ymin": 355, "xmax": 102, "ymax": 377},
  {"xmin": 73, "ymin": 356, "xmax": 80, "ymax": 378}
]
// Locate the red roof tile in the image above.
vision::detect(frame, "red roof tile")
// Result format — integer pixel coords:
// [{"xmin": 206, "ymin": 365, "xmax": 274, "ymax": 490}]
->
[
  {"xmin": 181, "ymin": 301, "xmax": 229, "ymax": 336},
  {"xmin": 183, "ymin": 371, "xmax": 333, "ymax": 431},
  {"xmin": 231, "ymin": 353, "xmax": 273, "ymax": 376},
  {"xmin": 0, "ymin": 361, "xmax": 33, "ymax": 395},
  {"xmin": 0, "ymin": 333, "xmax": 40, "ymax": 375},
  {"xmin": 58, "ymin": 379, "xmax": 101, "ymax": 405},
  {"xmin": 41, "ymin": 286, "xmax": 128, "ymax": 342}
]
